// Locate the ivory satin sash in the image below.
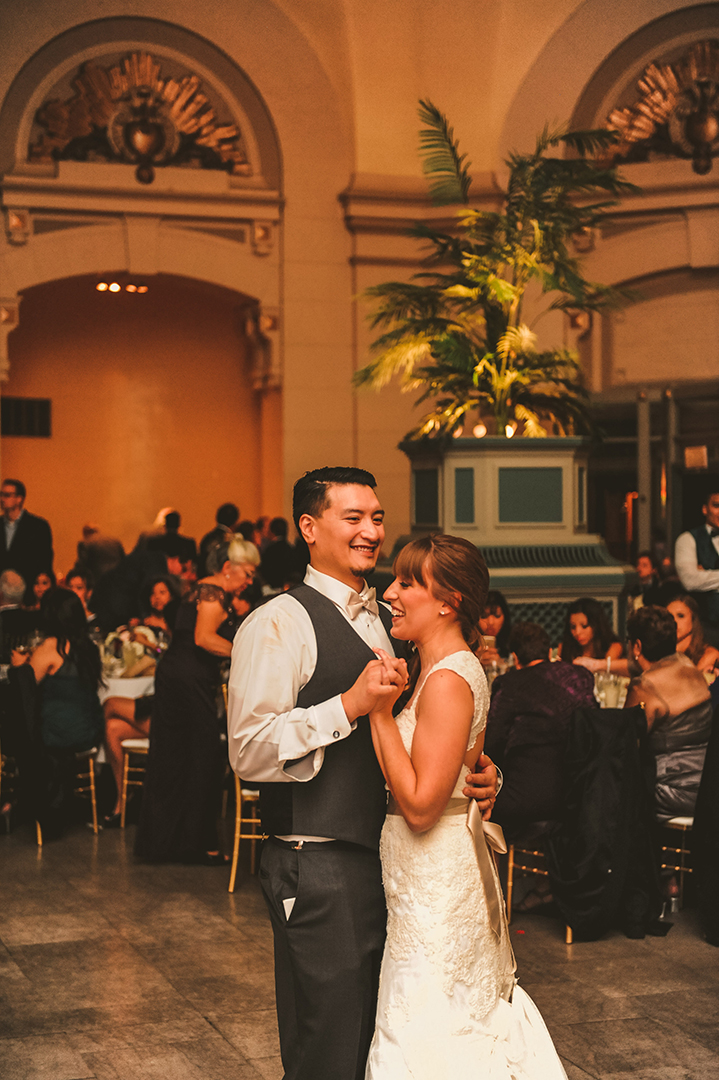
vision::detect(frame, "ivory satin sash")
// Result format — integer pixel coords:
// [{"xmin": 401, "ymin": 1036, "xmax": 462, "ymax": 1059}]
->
[{"xmin": 386, "ymin": 796, "xmax": 508, "ymax": 939}]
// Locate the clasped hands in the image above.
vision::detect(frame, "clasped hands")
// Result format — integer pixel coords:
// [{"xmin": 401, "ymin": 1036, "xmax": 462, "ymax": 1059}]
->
[{"xmin": 341, "ymin": 649, "xmax": 408, "ymax": 724}]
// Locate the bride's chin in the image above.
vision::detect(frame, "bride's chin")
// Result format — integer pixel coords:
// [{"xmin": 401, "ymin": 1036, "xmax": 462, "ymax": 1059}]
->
[{"xmin": 390, "ymin": 624, "xmax": 409, "ymax": 640}]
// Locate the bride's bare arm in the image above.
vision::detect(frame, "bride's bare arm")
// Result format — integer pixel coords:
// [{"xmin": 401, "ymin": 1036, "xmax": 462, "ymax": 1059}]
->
[{"xmin": 370, "ymin": 667, "xmax": 474, "ymax": 834}]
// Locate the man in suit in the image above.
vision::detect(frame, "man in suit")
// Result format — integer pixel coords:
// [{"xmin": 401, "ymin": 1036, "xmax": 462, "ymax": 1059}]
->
[
  {"xmin": 675, "ymin": 485, "xmax": 719, "ymax": 645},
  {"xmin": 0, "ymin": 479, "xmax": 53, "ymax": 595},
  {"xmin": 259, "ymin": 516, "xmax": 298, "ymax": 593},
  {"xmin": 228, "ymin": 466, "xmax": 499, "ymax": 1080}
]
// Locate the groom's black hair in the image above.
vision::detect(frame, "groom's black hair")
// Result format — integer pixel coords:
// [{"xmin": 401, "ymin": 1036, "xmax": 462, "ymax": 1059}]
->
[{"xmin": 293, "ymin": 466, "xmax": 377, "ymax": 530}]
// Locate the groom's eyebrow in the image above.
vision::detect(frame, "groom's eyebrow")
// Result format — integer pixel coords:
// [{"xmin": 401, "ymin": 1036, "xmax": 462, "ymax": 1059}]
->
[{"xmin": 342, "ymin": 508, "xmax": 385, "ymax": 519}]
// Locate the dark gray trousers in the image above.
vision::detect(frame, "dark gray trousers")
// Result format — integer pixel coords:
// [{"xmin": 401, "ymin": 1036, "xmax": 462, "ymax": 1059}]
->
[{"xmin": 259, "ymin": 837, "xmax": 386, "ymax": 1080}]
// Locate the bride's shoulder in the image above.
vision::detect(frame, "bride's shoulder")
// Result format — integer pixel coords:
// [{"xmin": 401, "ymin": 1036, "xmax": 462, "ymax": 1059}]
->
[{"xmin": 425, "ymin": 651, "xmax": 487, "ymax": 699}]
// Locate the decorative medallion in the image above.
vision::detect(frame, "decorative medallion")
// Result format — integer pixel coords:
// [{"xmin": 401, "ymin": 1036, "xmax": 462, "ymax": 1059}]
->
[
  {"xmin": 28, "ymin": 52, "xmax": 252, "ymax": 183},
  {"xmin": 604, "ymin": 40, "xmax": 719, "ymax": 175}
]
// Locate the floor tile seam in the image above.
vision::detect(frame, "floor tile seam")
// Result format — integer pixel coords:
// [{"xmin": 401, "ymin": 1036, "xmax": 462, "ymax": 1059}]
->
[{"xmin": 558, "ymin": 1052, "xmax": 600, "ymax": 1080}]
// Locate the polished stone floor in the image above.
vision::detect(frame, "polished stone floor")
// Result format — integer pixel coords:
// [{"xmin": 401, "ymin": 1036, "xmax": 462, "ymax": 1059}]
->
[{"xmin": 1, "ymin": 821, "xmax": 718, "ymax": 1080}]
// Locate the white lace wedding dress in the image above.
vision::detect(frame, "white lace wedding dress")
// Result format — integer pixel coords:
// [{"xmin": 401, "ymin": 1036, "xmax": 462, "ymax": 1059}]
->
[{"xmin": 365, "ymin": 651, "xmax": 567, "ymax": 1080}]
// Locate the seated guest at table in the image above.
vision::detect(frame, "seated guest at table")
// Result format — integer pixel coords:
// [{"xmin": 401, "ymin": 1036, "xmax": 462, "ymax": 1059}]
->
[
  {"xmin": 65, "ymin": 567, "xmax": 99, "ymax": 631},
  {"xmin": 0, "ymin": 570, "xmax": 34, "ymax": 662},
  {"xmin": 102, "ymin": 689, "xmax": 155, "ymax": 827},
  {"xmin": 624, "ymin": 605, "xmax": 713, "ymax": 820},
  {"xmin": 628, "ymin": 550, "xmax": 663, "ymax": 614},
  {"xmin": 559, "ymin": 597, "xmax": 624, "ymax": 666},
  {"xmin": 667, "ymin": 594, "xmax": 719, "ymax": 675},
  {"xmin": 135, "ymin": 575, "xmax": 179, "ymax": 637},
  {"xmin": 478, "ymin": 588, "xmax": 512, "ymax": 668},
  {"xmin": 26, "ymin": 570, "xmax": 55, "ymax": 611},
  {"xmin": 12, "ymin": 587, "xmax": 103, "ymax": 837},
  {"xmin": 485, "ymin": 621, "xmax": 596, "ymax": 842},
  {"xmin": 135, "ymin": 536, "xmax": 259, "ymax": 863}
]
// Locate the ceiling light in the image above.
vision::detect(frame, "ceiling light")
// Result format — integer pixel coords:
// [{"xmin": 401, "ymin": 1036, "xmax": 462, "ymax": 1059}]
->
[
  {"xmin": 473, "ymin": 423, "xmax": 487, "ymax": 438},
  {"xmin": 96, "ymin": 282, "xmax": 108, "ymax": 292},
  {"xmin": 109, "ymin": 282, "xmax": 121, "ymax": 293},
  {"xmin": 136, "ymin": 285, "xmax": 148, "ymax": 293},
  {"xmin": 125, "ymin": 284, "xmax": 137, "ymax": 292},
  {"xmin": 505, "ymin": 422, "xmax": 517, "ymax": 438},
  {"xmin": 452, "ymin": 426, "xmax": 463, "ymax": 439}
]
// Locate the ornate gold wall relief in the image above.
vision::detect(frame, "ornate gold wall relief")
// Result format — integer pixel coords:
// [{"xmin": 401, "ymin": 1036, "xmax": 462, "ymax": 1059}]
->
[
  {"xmin": 604, "ymin": 40, "xmax": 719, "ymax": 175},
  {"xmin": 28, "ymin": 51, "xmax": 252, "ymax": 184}
]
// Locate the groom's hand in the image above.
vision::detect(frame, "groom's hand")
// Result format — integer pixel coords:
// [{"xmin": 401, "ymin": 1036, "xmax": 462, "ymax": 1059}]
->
[
  {"xmin": 463, "ymin": 753, "xmax": 499, "ymax": 820},
  {"xmin": 341, "ymin": 657, "xmax": 407, "ymax": 722}
]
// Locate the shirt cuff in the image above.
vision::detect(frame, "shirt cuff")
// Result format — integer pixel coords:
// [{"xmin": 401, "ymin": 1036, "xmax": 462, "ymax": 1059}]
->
[
  {"xmin": 281, "ymin": 696, "xmax": 355, "ymax": 782},
  {"xmin": 495, "ymin": 766, "xmax": 504, "ymax": 795}
]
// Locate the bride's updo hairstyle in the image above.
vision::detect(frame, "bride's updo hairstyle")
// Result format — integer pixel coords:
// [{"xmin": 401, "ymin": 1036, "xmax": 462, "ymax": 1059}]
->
[{"xmin": 394, "ymin": 534, "xmax": 489, "ymax": 652}]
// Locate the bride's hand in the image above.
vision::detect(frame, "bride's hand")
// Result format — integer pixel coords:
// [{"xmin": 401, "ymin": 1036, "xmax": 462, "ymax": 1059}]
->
[
  {"xmin": 369, "ymin": 650, "xmax": 408, "ymax": 718},
  {"xmin": 341, "ymin": 652, "xmax": 408, "ymax": 722}
]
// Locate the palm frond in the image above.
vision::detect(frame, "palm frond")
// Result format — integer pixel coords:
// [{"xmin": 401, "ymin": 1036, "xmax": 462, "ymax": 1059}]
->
[{"xmin": 418, "ymin": 99, "xmax": 472, "ymax": 206}]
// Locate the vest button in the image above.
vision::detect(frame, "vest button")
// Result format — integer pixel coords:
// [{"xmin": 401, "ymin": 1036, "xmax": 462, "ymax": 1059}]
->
[{"xmin": 332, "ymin": 730, "xmax": 340, "ymax": 739}]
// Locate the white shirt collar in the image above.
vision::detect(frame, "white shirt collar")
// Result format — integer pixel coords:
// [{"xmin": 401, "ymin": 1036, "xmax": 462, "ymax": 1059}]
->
[{"xmin": 304, "ymin": 564, "xmax": 371, "ymax": 612}]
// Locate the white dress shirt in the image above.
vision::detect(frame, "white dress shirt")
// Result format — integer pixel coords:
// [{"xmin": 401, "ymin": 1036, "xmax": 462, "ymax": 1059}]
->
[
  {"xmin": 3, "ymin": 509, "xmax": 23, "ymax": 550},
  {"xmin": 675, "ymin": 524, "xmax": 719, "ymax": 592},
  {"xmin": 227, "ymin": 565, "xmax": 395, "ymax": 785}
]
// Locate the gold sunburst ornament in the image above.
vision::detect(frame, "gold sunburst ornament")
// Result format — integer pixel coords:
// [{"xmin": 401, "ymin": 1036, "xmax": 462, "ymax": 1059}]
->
[
  {"xmin": 29, "ymin": 51, "xmax": 252, "ymax": 183},
  {"xmin": 604, "ymin": 39, "xmax": 719, "ymax": 175}
]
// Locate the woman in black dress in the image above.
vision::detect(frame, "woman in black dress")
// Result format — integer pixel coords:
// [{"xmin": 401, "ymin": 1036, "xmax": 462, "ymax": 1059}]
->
[{"xmin": 135, "ymin": 537, "xmax": 259, "ymax": 863}]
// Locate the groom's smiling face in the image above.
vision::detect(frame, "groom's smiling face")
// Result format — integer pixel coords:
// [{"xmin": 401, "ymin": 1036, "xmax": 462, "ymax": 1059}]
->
[{"xmin": 300, "ymin": 483, "xmax": 385, "ymax": 589}]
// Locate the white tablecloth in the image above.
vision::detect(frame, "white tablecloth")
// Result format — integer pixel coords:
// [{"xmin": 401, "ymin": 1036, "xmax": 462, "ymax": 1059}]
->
[{"xmin": 98, "ymin": 675, "xmax": 155, "ymax": 705}]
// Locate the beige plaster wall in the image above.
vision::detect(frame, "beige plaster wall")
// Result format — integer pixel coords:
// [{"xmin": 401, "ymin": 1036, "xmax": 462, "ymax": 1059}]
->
[{"xmin": 2, "ymin": 275, "xmax": 263, "ymax": 574}]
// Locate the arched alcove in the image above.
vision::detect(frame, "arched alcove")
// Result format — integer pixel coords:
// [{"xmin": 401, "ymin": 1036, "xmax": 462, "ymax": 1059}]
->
[{"xmin": 2, "ymin": 273, "xmax": 275, "ymax": 571}]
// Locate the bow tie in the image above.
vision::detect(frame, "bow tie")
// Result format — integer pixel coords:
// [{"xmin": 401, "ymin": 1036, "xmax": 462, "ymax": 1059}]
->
[{"xmin": 347, "ymin": 587, "xmax": 379, "ymax": 620}]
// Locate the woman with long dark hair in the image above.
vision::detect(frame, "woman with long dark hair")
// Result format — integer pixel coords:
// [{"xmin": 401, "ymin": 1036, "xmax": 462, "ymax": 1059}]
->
[
  {"xmin": 667, "ymin": 594, "xmax": 719, "ymax": 674},
  {"xmin": 362, "ymin": 534, "xmax": 566, "ymax": 1078},
  {"xmin": 559, "ymin": 597, "xmax": 623, "ymax": 664},
  {"xmin": 12, "ymin": 587, "xmax": 104, "ymax": 837},
  {"xmin": 478, "ymin": 588, "xmax": 512, "ymax": 667}
]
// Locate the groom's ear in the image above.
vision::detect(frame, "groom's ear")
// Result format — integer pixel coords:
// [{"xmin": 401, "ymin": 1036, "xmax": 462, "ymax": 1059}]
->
[{"xmin": 298, "ymin": 513, "xmax": 316, "ymax": 546}]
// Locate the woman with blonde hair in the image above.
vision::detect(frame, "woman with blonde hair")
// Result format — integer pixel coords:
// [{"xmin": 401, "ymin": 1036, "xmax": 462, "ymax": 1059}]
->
[
  {"xmin": 363, "ymin": 533, "xmax": 566, "ymax": 1079},
  {"xmin": 135, "ymin": 536, "xmax": 259, "ymax": 863}
]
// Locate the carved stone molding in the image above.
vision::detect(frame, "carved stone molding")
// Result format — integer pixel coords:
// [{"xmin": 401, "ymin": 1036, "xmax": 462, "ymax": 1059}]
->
[
  {"xmin": 29, "ymin": 51, "xmax": 252, "ymax": 184},
  {"xmin": 4, "ymin": 208, "xmax": 30, "ymax": 245},
  {"xmin": 605, "ymin": 40, "xmax": 719, "ymax": 175},
  {"xmin": 245, "ymin": 303, "xmax": 281, "ymax": 391},
  {"xmin": 0, "ymin": 297, "xmax": 22, "ymax": 380}
]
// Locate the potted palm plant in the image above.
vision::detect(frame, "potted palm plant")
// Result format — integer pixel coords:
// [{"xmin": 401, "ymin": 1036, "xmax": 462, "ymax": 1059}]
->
[
  {"xmin": 355, "ymin": 100, "xmax": 634, "ymax": 442},
  {"xmin": 359, "ymin": 104, "xmax": 636, "ymax": 631}
]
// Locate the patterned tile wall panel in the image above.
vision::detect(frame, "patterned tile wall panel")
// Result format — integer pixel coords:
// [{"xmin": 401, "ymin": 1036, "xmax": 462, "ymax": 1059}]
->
[{"xmin": 506, "ymin": 600, "xmax": 614, "ymax": 647}]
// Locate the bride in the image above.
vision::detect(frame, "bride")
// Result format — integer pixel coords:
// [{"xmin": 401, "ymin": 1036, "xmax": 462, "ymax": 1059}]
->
[{"xmin": 364, "ymin": 534, "xmax": 567, "ymax": 1080}]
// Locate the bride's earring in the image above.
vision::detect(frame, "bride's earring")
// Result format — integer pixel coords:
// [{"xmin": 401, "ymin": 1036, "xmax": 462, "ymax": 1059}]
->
[{"xmin": 439, "ymin": 609, "xmax": 448, "ymax": 616}]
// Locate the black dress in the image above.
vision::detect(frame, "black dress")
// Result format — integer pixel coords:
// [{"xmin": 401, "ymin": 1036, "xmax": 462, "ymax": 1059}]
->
[{"xmin": 135, "ymin": 583, "xmax": 230, "ymax": 862}]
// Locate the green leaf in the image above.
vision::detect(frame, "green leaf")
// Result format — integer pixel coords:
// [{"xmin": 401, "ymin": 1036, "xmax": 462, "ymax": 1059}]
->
[{"xmin": 417, "ymin": 99, "xmax": 472, "ymax": 206}]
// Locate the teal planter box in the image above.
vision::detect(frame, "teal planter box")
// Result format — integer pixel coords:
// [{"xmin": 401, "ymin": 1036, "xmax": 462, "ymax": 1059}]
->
[{"xmin": 395, "ymin": 436, "xmax": 634, "ymax": 637}]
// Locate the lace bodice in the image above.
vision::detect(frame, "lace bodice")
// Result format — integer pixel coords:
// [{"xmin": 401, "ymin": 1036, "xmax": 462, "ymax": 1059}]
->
[{"xmin": 395, "ymin": 650, "xmax": 489, "ymax": 797}]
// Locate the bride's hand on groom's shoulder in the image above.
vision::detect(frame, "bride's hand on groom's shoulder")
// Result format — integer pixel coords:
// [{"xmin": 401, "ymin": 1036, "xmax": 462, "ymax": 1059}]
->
[
  {"xmin": 463, "ymin": 753, "xmax": 499, "ymax": 820},
  {"xmin": 341, "ymin": 653, "xmax": 408, "ymax": 723}
]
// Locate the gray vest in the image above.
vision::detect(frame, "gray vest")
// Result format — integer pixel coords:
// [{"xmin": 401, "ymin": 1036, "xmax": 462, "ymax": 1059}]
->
[{"xmin": 258, "ymin": 584, "xmax": 405, "ymax": 850}]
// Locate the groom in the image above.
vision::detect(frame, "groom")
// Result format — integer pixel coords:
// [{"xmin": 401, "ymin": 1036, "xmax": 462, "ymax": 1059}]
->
[{"xmin": 228, "ymin": 466, "xmax": 499, "ymax": 1080}]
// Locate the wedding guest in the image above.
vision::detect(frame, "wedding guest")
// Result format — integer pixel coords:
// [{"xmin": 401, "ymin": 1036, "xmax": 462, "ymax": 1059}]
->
[
  {"xmin": 0, "ymin": 570, "xmax": 34, "ymax": 662},
  {"xmin": 667, "ymin": 594, "xmax": 719, "ymax": 675},
  {"xmin": 259, "ymin": 517, "xmax": 296, "ymax": 592},
  {"xmin": 66, "ymin": 567, "xmax": 96, "ymax": 624},
  {"xmin": 13, "ymin": 588, "xmax": 103, "ymax": 838},
  {"xmin": 253, "ymin": 515, "xmax": 273, "ymax": 553},
  {"xmin": 625, "ymin": 605, "xmax": 713, "ymax": 819},
  {"xmin": 478, "ymin": 588, "xmax": 512, "ymax": 667},
  {"xmin": 0, "ymin": 479, "xmax": 53, "ymax": 600},
  {"xmin": 675, "ymin": 485, "xmax": 719, "ymax": 645},
  {"xmin": 76, "ymin": 524, "xmax": 125, "ymax": 583},
  {"xmin": 198, "ymin": 502, "xmax": 240, "ymax": 576},
  {"xmin": 628, "ymin": 550, "xmax": 663, "ymax": 613},
  {"xmin": 135, "ymin": 536, "xmax": 259, "ymax": 863},
  {"xmin": 237, "ymin": 519, "xmax": 255, "ymax": 542},
  {"xmin": 560, "ymin": 597, "xmax": 623, "ymax": 665},
  {"xmin": 136, "ymin": 575, "xmax": 179, "ymax": 636},
  {"xmin": 484, "ymin": 621, "xmax": 595, "ymax": 842},
  {"xmin": 147, "ymin": 510, "xmax": 197, "ymax": 564},
  {"xmin": 26, "ymin": 570, "xmax": 56, "ymax": 611}
]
